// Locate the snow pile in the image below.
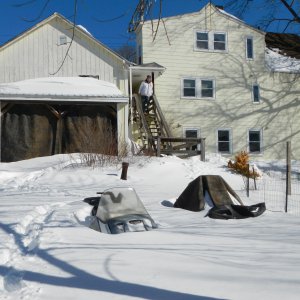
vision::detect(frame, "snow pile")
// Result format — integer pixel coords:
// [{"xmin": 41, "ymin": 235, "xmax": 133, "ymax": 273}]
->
[
  {"xmin": 265, "ymin": 48, "xmax": 300, "ymax": 73},
  {"xmin": 0, "ymin": 154, "xmax": 300, "ymax": 300}
]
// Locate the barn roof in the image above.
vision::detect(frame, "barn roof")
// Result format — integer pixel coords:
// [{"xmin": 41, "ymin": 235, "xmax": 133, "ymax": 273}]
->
[{"xmin": 0, "ymin": 77, "xmax": 128, "ymax": 103}]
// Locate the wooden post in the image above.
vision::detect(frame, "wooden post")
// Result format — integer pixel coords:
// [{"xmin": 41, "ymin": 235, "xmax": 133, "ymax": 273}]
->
[
  {"xmin": 200, "ymin": 138, "xmax": 206, "ymax": 162},
  {"xmin": 247, "ymin": 164, "xmax": 250, "ymax": 197},
  {"xmin": 253, "ymin": 166, "xmax": 257, "ymax": 190},
  {"xmin": 120, "ymin": 162, "xmax": 129, "ymax": 180},
  {"xmin": 285, "ymin": 141, "xmax": 291, "ymax": 212},
  {"xmin": 157, "ymin": 136, "xmax": 161, "ymax": 157}
]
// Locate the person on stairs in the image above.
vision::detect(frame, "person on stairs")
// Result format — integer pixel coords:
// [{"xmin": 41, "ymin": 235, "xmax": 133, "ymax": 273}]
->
[{"xmin": 138, "ymin": 75, "xmax": 153, "ymax": 114}]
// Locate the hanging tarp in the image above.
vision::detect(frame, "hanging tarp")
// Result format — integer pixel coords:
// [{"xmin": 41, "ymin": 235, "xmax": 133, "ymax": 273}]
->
[
  {"xmin": 1, "ymin": 103, "xmax": 117, "ymax": 162},
  {"xmin": 62, "ymin": 105, "xmax": 117, "ymax": 154},
  {"xmin": 1, "ymin": 104, "xmax": 57, "ymax": 162}
]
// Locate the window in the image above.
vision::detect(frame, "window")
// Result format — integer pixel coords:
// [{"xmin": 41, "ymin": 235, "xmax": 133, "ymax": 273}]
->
[
  {"xmin": 214, "ymin": 33, "xmax": 226, "ymax": 50},
  {"xmin": 182, "ymin": 78, "xmax": 215, "ymax": 99},
  {"xmin": 183, "ymin": 79, "xmax": 196, "ymax": 97},
  {"xmin": 252, "ymin": 84, "xmax": 260, "ymax": 103},
  {"xmin": 59, "ymin": 35, "xmax": 67, "ymax": 45},
  {"xmin": 248, "ymin": 130, "xmax": 262, "ymax": 153},
  {"xmin": 195, "ymin": 31, "xmax": 227, "ymax": 52},
  {"xmin": 217, "ymin": 129, "xmax": 231, "ymax": 153},
  {"xmin": 201, "ymin": 80, "xmax": 214, "ymax": 98},
  {"xmin": 246, "ymin": 37, "xmax": 254, "ymax": 59},
  {"xmin": 196, "ymin": 32, "xmax": 209, "ymax": 50},
  {"xmin": 184, "ymin": 128, "xmax": 200, "ymax": 151},
  {"xmin": 79, "ymin": 75, "xmax": 100, "ymax": 79}
]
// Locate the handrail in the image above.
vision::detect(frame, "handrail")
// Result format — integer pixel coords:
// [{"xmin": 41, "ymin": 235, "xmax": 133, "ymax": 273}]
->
[
  {"xmin": 132, "ymin": 94, "xmax": 155, "ymax": 150},
  {"xmin": 151, "ymin": 94, "xmax": 172, "ymax": 137}
]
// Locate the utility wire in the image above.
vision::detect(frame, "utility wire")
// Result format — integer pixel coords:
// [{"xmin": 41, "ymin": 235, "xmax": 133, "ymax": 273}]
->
[{"xmin": 50, "ymin": 0, "xmax": 78, "ymax": 75}]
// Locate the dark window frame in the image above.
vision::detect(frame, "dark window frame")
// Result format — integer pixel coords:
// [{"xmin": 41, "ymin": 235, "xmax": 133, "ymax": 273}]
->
[
  {"xmin": 217, "ymin": 129, "xmax": 231, "ymax": 153},
  {"xmin": 252, "ymin": 84, "xmax": 260, "ymax": 103},
  {"xmin": 246, "ymin": 36, "xmax": 254, "ymax": 59},
  {"xmin": 248, "ymin": 129, "xmax": 262, "ymax": 153}
]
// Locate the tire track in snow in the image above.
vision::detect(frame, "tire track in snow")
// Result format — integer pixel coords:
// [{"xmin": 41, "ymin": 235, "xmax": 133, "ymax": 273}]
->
[{"xmin": 0, "ymin": 159, "xmax": 76, "ymax": 192}]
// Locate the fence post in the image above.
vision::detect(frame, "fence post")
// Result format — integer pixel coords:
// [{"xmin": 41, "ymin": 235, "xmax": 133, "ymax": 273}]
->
[
  {"xmin": 285, "ymin": 141, "xmax": 291, "ymax": 212},
  {"xmin": 200, "ymin": 138, "xmax": 206, "ymax": 162},
  {"xmin": 120, "ymin": 162, "xmax": 129, "ymax": 180},
  {"xmin": 157, "ymin": 137, "xmax": 161, "ymax": 157},
  {"xmin": 247, "ymin": 164, "xmax": 250, "ymax": 197},
  {"xmin": 253, "ymin": 166, "xmax": 257, "ymax": 190}
]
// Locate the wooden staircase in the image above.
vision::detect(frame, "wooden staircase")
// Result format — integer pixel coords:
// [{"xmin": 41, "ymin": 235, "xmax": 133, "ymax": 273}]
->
[{"xmin": 132, "ymin": 93, "xmax": 172, "ymax": 153}]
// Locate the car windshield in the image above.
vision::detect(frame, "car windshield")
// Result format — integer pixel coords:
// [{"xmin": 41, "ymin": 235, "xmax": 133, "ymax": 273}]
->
[{"xmin": 96, "ymin": 187, "xmax": 149, "ymax": 222}]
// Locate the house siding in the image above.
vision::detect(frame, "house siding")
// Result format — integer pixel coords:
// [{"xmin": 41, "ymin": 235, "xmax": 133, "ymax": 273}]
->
[{"xmin": 139, "ymin": 5, "xmax": 300, "ymax": 160}]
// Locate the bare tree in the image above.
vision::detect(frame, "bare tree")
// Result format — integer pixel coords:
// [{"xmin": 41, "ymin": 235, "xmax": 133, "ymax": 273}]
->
[{"xmin": 114, "ymin": 44, "xmax": 136, "ymax": 62}]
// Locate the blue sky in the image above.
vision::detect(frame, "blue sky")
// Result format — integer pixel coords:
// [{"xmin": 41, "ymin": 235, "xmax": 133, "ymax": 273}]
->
[{"xmin": 0, "ymin": 0, "xmax": 295, "ymax": 50}]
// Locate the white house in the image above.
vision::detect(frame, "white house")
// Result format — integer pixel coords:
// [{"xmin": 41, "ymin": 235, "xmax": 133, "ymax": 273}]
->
[
  {"xmin": 135, "ymin": 3, "xmax": 300, "ymax": 160},
  {"xmin": 0, "ymin": 13, "xmax": 130, "ymax": 161}
]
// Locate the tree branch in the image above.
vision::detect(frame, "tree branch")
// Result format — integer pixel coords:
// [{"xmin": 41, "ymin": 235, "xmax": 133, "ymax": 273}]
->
[
  {"xmin": 20, "ymin": 0, "xmax": 51, "ymax": 22},
  {"xmin": 279, "ymin": 0, "xmax": 300, "ymax": 23}
]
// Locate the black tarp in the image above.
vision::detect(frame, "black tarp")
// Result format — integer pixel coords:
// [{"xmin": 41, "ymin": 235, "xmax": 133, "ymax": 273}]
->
[
  {"xmin": 174, "ymin": 175, "xmax": 265, "ymax": 219},
  {"xmin": 1, "ymin": 103, "xmax": 117, "ymax": 162}
]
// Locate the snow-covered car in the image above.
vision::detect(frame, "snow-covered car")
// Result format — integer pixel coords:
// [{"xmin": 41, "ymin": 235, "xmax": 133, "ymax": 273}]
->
[{"xmin": 83, "ymin": 187, "xmax": 157, "ymax": 234}]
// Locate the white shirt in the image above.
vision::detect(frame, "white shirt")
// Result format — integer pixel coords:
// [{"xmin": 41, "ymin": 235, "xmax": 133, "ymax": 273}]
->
[{"xmin": 139, "ymin": 81, "xmax": 153, "ymax": 97}]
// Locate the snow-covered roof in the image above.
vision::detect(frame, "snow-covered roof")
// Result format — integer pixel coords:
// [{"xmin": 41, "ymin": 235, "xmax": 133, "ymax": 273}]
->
[
  {"xmin": 77, "ymin": 24, "xmax": 93, "ymax": 37},
  {"xmin": 265, "ymin": 48, "xmax": 300, "ymax": 73},
  {"xmin": 266, "ymin": 32, "xmax": 300, "ymax": 59},
  {"xmin": 0, "ymin": 77, "xmax": 128, "ymax": 102},
  {"xmin": 265, "ymin": 32, "xmax": 300, "ymax": 73}
]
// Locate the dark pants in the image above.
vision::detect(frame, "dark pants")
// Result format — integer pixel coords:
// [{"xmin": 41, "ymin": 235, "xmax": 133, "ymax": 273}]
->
[{"xmin": 141, "ymin": 95, "xmax": 150, "ymax": 113}]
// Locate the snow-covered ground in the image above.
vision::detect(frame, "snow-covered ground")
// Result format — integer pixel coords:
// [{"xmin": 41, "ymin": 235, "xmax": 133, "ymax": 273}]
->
[{"xmin": 0, "ymin": 154, "xmax": 300, "ymax": 300}]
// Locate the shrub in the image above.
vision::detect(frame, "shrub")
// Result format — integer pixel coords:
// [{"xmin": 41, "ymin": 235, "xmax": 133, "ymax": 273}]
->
[
  {"xmin": 228, "ymin": 151, "xmax": 260, "ymax": 179},
  {"xmin": 68, "ymin": 118, "xmax": 129, "ymax": 168}
]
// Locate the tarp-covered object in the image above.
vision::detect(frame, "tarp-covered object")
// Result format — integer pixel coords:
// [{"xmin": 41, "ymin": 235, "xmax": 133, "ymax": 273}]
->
[
  {"xmin": 174, "ymin": 175, "xmax": 265, "ymax": 219},
  {"xmin": 1, "ymin": 103, "xmax": 117, "ymax": 162}
]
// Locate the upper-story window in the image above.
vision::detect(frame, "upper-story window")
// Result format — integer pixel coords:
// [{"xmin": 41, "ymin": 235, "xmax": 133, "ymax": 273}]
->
[
  {"xmin": 196, "ymin": 32, "xmax": 209, "ymax": 50},
  {"xmin": 195, "ymin": 31, "xmax": 227, "ymax": 52},
  {"xmin": 182, "ymin": 78, "xmax": 215, "ymax": 99},
  {"xmin": 246, "ymin": 36, "xmax": 254, "ymax": 59},
  {"xmin": 214, "ymin": 33, "xmax": 226, "ymax": 50},
  {"xmin": 252, "ymin": 84, "xmax": 260, "ymax": 103},
  {"xmin": 59, "ymin": 35, "xmax": 67, "ymax": 45}
]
